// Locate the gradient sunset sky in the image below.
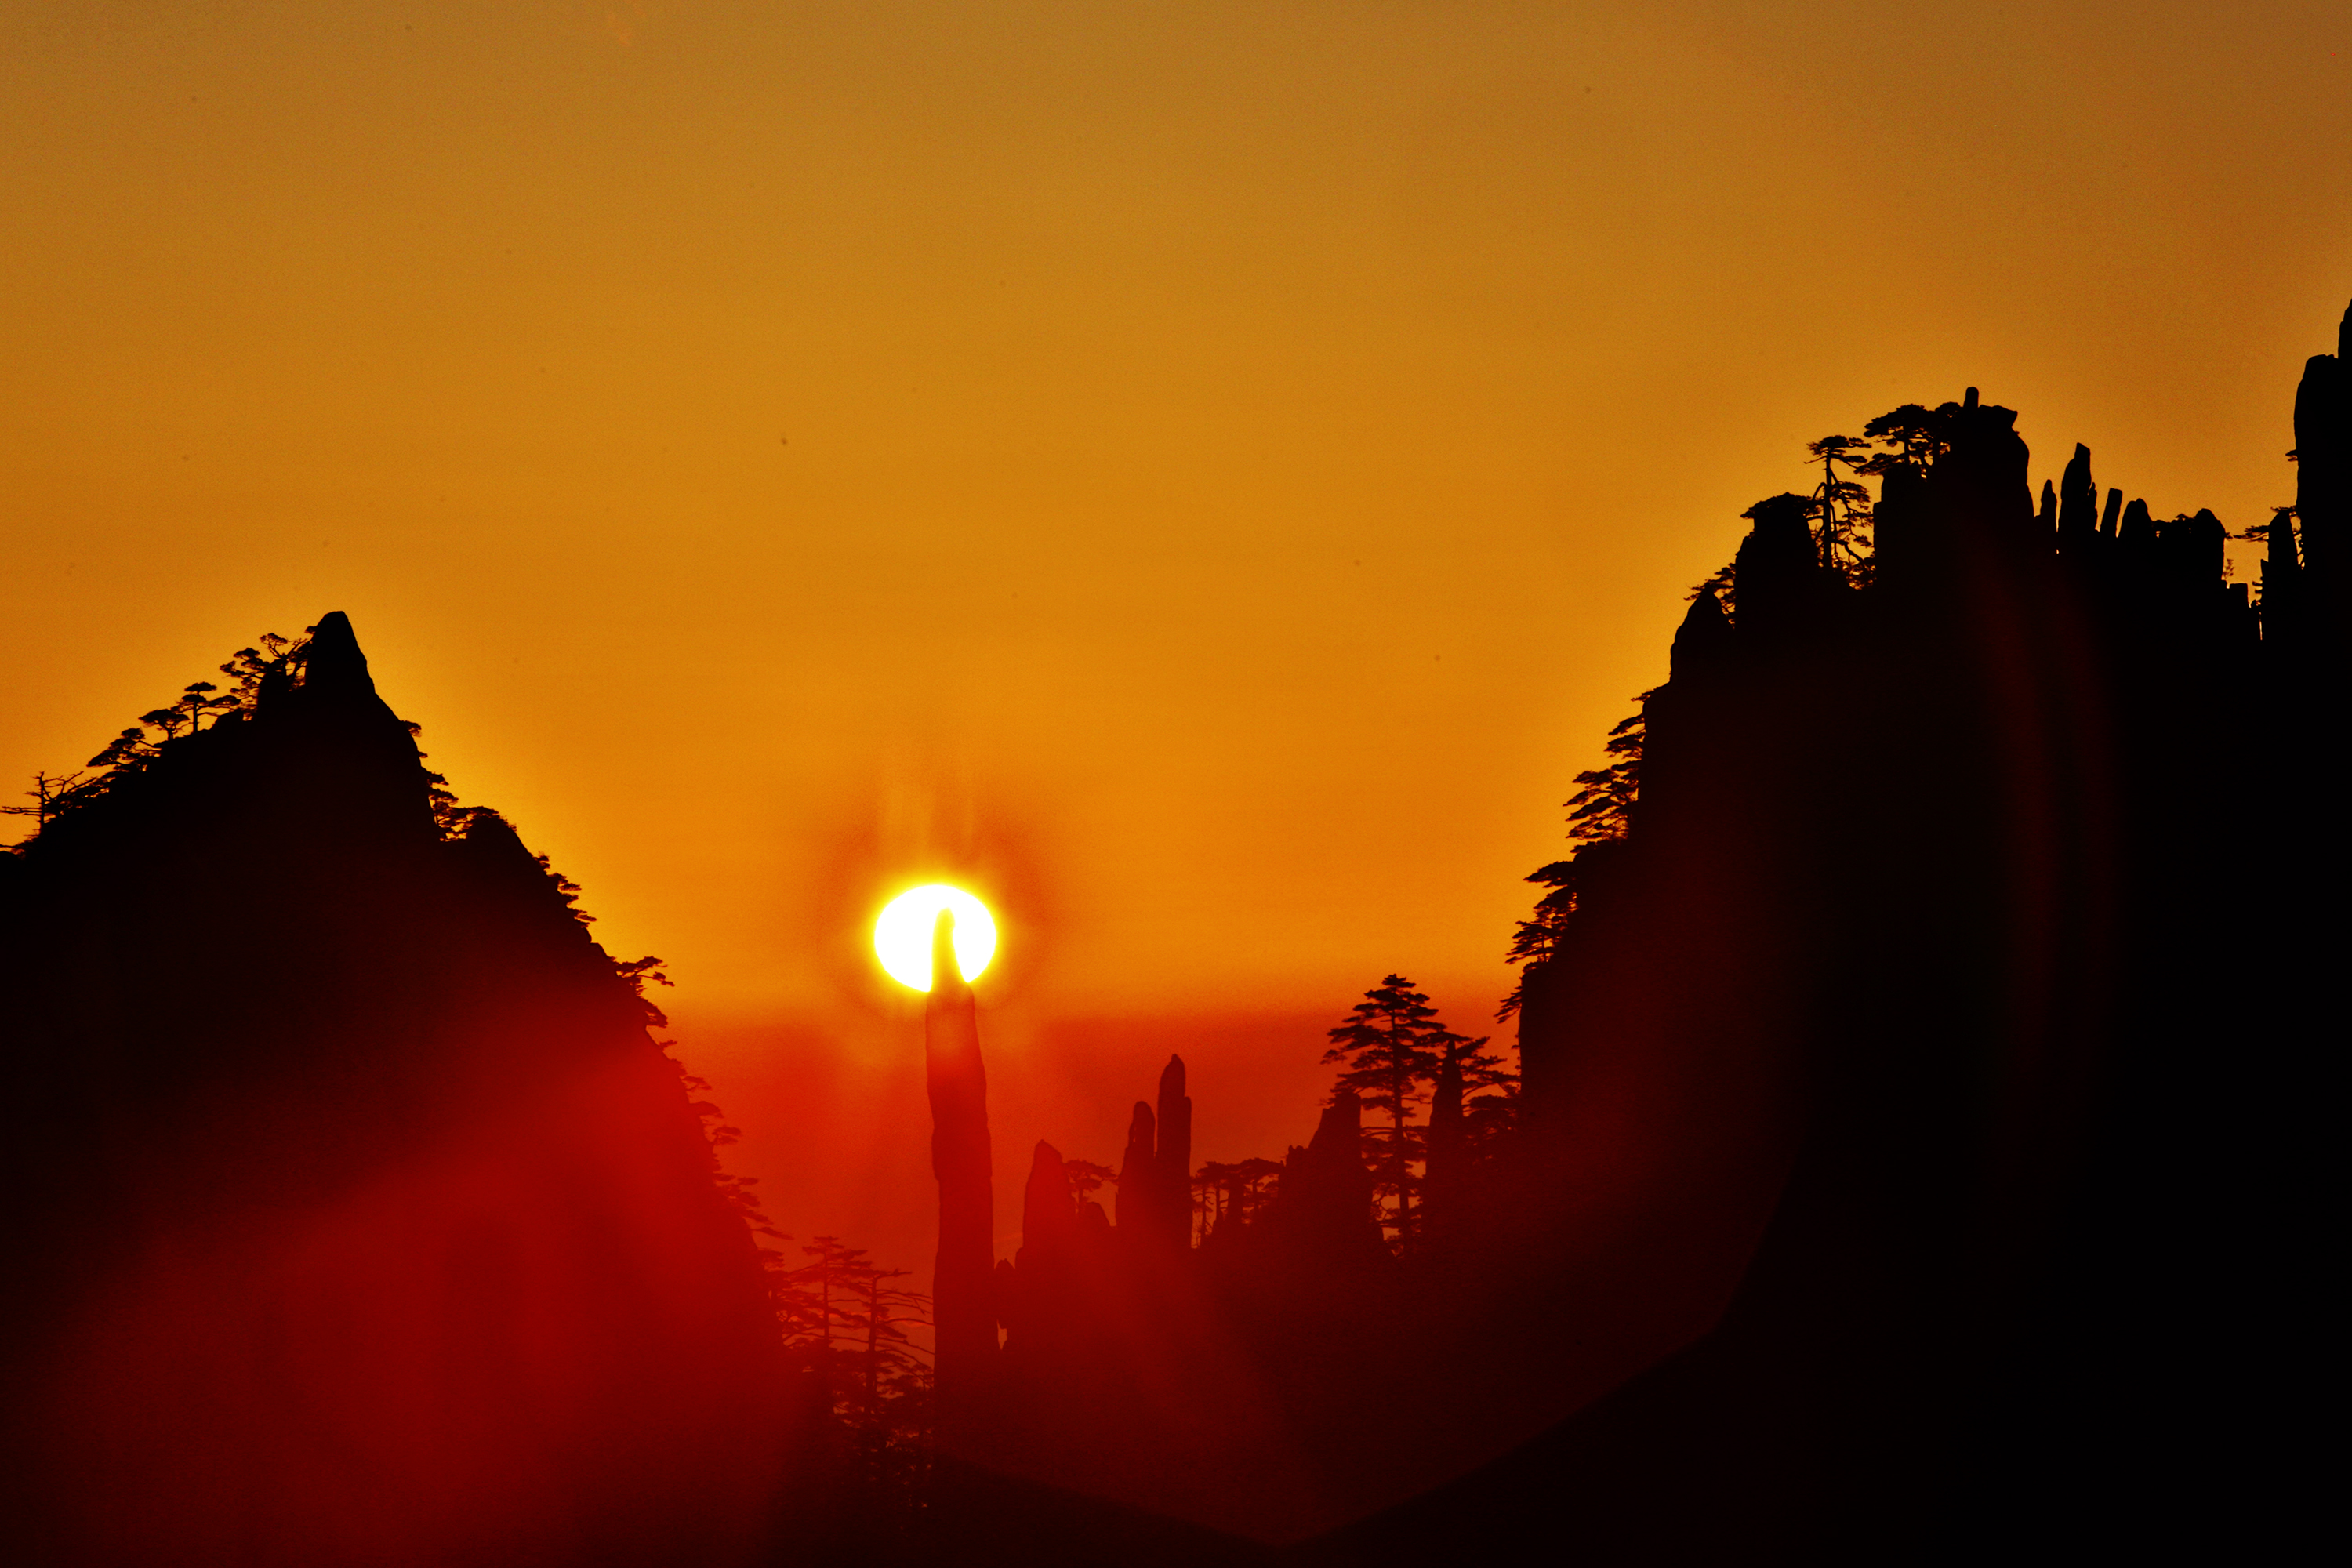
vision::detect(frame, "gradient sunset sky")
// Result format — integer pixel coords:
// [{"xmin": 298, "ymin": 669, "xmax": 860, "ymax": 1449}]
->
[{"xmin": 5, "ymin": 2, "xmax": 2345, "ymax": 1272}]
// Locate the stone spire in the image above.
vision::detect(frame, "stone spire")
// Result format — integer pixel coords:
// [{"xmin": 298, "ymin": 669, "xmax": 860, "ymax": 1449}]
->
[
  {"xmin": 1669, "ymin": 586, "xmax": 1736, "ymax": 681},
  {"xmin": 1021, "ymin": 1139, "xmax": 1077, "ymax": 1261},
  {"xmin": 1155, "ymin": 1054, "xmax": 1192, "ymax": 1248},
  {"xmin": 1267, "ymin": 1088, "xmax": 1385, "ymax": 1267},
  {"xmin": 2292, "ymin": 302, "xmax": 2347, "ymax": 588},
  {"xmin": 1116, "ymin": 1098, "xmax": 1156, "ymax": 1235},
  {"xmin": 1730, "ymin": 493, "xmax": 1827, "ymax": 640},
  {"xmin": 2058, "ymin": 445, "xmax": 2100, "ymax": 551},
  {"xmin": 300, "ymin": 611, "xmax": 377, "ymax": 700},
  {"xmin": 924, "ymin": 909, "xmax": 997, "ymax": 1428},
  {"xmin": 1421, "ymin": 1044, "xmax": 1467, "ymax": 1243}
]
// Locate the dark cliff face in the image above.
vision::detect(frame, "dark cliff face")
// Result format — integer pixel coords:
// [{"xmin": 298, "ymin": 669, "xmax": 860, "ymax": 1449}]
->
[
  {"xmin": 0, "ymin": 615, "xmax": 789, "ymax": 1567},
  {"xmin": 1375, "ymin": 344, "xmax": 2334, "ymax": 1564}
]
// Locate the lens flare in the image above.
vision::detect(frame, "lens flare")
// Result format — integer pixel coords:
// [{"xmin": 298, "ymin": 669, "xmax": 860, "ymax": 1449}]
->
[{"xmin": 872, "ymin": 885, "xmax": 996, "ymax": 991}]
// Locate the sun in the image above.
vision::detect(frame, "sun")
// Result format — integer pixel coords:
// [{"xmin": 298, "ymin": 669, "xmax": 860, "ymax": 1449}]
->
[{"xmin": 872, "ymin": 884, "xmax": 997, "ymax": 992}]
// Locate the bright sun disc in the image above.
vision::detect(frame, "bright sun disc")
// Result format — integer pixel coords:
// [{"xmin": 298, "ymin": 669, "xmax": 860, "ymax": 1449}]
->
[{"xmin": 873, "ymin": 885, "xmax": 996, "ymax": 992}]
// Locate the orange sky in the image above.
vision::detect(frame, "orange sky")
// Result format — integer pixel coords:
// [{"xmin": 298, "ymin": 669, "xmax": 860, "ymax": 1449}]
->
[{"xmin": 4, "ymin": 2, "xmax": 2346, "ymax": 1272}]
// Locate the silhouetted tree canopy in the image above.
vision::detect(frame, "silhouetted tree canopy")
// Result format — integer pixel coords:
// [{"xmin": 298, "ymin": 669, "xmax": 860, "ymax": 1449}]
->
[
  {"xmin": 1806, "ymin": 433, "xmax": 1877, "ymax": 584},
  {"xmin": 1497, "ymin": 695, "xmax": 1648, "ymax": 1018},
  {"xmin": 1324, "ymin": 975, "xmax": 1481, "ymax": 1246},
  {"xmin": 1063, "ymin": 1157, "xmax": 1115, "ymax": 1205},
  {"xmin": 1856, "ymin": 400, "xmax": 1955, "ymax": 476}
]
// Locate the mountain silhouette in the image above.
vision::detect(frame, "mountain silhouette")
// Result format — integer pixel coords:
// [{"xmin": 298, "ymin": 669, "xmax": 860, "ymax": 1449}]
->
[
  {"xmin": 898, "ymin": 304, "xmax": 2343, "ymax": 1563},
  {"xmin": 0, "ymin": 614, "xmax": 794, "ymax": 1566}
]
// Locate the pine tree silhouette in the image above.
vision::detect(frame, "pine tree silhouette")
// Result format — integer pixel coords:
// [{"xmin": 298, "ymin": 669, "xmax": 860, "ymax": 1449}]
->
[{"xmin": 1323, "ymin": 975, "xmax": 1479, "ymax": 1247}]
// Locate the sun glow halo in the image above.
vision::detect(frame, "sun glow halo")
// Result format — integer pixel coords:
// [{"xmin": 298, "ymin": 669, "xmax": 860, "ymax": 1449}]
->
[{"xmin": 873, "ymin": 885, "xmax": 997, "ymax": 992}]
